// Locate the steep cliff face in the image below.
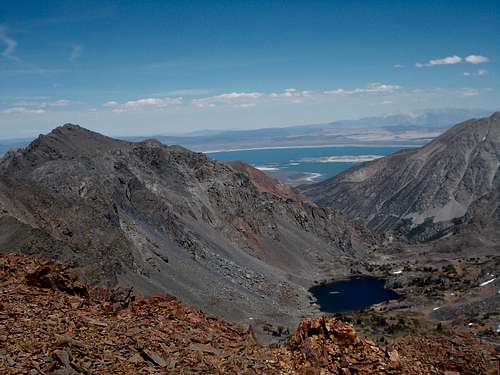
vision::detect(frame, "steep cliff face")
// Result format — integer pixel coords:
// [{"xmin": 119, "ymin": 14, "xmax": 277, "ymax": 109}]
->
[
  {"xmin": 0, "ymin": 124, "xmax": 373, "ymax": 325},
  {"xmin": 300, "ymin": 112, "xmax": 500, "ymax": 241}
]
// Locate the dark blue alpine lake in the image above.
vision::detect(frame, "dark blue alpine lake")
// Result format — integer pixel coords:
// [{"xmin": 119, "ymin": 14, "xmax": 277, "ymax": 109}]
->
[{"xmin": 309, "ymin": 277, "xmax": 400, "ymax": 313}]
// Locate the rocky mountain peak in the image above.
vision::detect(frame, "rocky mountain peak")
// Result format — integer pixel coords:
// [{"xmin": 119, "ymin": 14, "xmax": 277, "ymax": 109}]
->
[
  {"xmin": 490, "ymin": 111, "xmax": 500, "ymax": 120},
  {"xmin": 300, "ymin": 112, "xmax": 500, "ymax": 241},
  {"xmin": 0, "ymin": 125, "xmax": 373, "ymax": 329}
]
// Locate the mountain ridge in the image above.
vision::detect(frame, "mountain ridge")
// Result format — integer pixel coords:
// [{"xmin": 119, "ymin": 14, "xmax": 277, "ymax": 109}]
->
[
  {"xmin": 0, "ymin": 124, "xmax": 374, "ymax": 334},
  {"xmin": 300, "ymin": 112, "xmax": 500, "ymax": 241}
]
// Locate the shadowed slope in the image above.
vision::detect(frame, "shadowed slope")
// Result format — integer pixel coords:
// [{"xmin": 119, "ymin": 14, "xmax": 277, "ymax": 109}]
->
[{"xmin": 0, "ymin": 124, "xmax": 374, "ymax": 330}]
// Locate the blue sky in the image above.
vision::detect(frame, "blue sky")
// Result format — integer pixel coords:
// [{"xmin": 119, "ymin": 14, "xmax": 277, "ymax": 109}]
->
[{"xmin": 0, "ymin": 0, "xmax": 498, "ymax": 139}]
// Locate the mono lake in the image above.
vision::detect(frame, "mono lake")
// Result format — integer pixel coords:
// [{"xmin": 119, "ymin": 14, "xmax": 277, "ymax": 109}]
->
[
  {"xmin": 208, "ymin": 145, "xmax": 404, "ymax": 185},
  {"xmin": 309, "ymin": 277, "xmax": 400, "ymax": 313}
]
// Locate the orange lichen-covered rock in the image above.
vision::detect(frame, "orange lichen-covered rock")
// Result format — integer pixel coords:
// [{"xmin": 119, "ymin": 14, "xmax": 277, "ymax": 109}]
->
[
  {"xmin": 0, "ymin": 253, "xmax": 496, "ymax": 374},
  {"xmin": 288, "ymin": 316, "xmax": 396, "ymax": 374}
]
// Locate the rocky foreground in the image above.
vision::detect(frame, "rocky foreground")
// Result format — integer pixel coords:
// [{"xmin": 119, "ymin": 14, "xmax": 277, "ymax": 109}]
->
[{"xmin": 1, "ymin": 253, "xmax": 497, "ymax": 374}]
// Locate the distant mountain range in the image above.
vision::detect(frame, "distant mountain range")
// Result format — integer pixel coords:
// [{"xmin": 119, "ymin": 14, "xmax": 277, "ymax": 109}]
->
[
  {"xmin": 132, "ymin": 108, "xmax": 492, "ymax": 151},
  {"xmin": 0, "ymin": 108, "xmax": 492, "ymax": 155},
  {"xmin": 300, "ymin": 112, "xmax": 500, "ymax": 242}
]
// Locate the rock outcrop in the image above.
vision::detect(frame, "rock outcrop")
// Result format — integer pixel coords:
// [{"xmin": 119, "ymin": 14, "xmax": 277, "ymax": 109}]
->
[
  {"xmin": 0, "ymin": 124, "xmax": 373, "ymax": 328},
  {"xmin": 1, "ymin": 253, "xmax": 495, "ymax": 374},
  {"xmin": 300, "ymin": 112, "xmax": 500, "ymax": 241}
]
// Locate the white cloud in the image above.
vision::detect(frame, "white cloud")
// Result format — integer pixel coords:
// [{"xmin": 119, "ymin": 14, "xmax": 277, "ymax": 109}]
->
[
  {"xmin": 465, "ymin": 55, "xmax": 489, "ymax": 64},
  {"xmin": 417, "ymin": 54, "xmax": 490, "ymax": 68},
  {"xmin": 2, "ymin": 107, "xmax": 46, "ymax": 114},
  {"xmin": 103, "ymin": 97, "xmax": 183, "ymax": 112},
  {"xmin": 355, "ymin": 83, "xmax": 400, "ymax": 93},
  {"xmin": 393, "ymin": 64, "xmax": 404, "ymax": 68},
  {"xmin": 18, "ymin": 99, "xmax": 74, "ymax": 108},
  {"xmin": 0, "ymin": 26, "xmax": 18, "ymax": 61},
  {"xmin": 408, "ymin": 87, "xmax": 481, "ymax": 98},
  {"xmin": 192, "ymin": 92, "xmax": 264, "ymax": 108},
  {"xmin": 1, "ymin": 99, "xmax": 74, "ymax": 115},
  {"xmin": 193, "ymin": 84, "xmax": 401, "ymax": 108},
  {"xmin": 324, "ymin": 83, "xmax": 400, "ymax": 95},
  {"xmin": 416, "ymin": 55, "xmax": 462, "ymax": 68},
  {"xmin": 429, "ymin": 55, "xmax": 462, "ymax": 65},
  {"xmin": 460, "ymin": 88, "xmax": 479, "ymax": 97},
  {"xmin": 269, "ymin": 88, "xmax": 312, "ymax": 102},
  {"xmin": 49, "ymin": 99, "xmax": 73, "ymax": 107},
  {"xmin": 464, "ymin": 69, "xmax": 488, "ymax": 77},
  {"xmin": 70, "ymin": 44, "xmax": 83, "ymax": 62}
]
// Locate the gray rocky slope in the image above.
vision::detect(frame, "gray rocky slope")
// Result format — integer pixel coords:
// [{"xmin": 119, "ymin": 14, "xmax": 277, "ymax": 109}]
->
[
  {"xmin": 0, "ymin": 124, "xmax": 374, "ymax": 328},
  {"xmin": 300, "ymin": 112, "xmax": 500, "ymax": 241}
]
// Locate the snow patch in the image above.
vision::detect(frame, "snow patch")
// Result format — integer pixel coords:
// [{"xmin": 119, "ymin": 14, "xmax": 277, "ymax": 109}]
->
[
  {"xmin": 304, "ymin": 173, "xmax": 322, "ymax": 182},
  {"xmin": 254, "ymin": 166, "xmax": 279, "ymax": 171},
  {"xmin": 479, "ymin": 277, "xmax": 496, "ymax": 287},
  {"xmin": 406, "ymin": 199, "xmax": 467, "ymax": 225},
  {"xmin": 299, "ymin": 155, "xmax": 383, "ymax": 163}
]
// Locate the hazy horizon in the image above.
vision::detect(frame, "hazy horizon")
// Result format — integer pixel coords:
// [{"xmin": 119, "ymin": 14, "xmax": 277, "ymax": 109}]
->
[{"xmin": 0, "ymin": 107, "xmax": 497, "ymax": 142}]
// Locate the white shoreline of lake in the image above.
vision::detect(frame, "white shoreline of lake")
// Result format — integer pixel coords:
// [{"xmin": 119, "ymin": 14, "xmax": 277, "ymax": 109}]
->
[{"xmin": 203, "ymin": 143, "xmax": 421, "ymax": 154}]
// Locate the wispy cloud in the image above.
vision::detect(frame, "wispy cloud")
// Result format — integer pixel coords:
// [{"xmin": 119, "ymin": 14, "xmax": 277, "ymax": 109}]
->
[
  {"xmin": 416, "ymin": 54, "xmax": 490, "ymax": 68},
  {"xmin": 0, "ymin": 67, "xmax": 66, "ymax": 76},
  {"xmin": 393, "ymin": 64, "xmax": 404, "ymax": 68},
  {"xmin": 410, "ymin": 87, "xmax": 480, "ymax": 97},
  {"xmin": 4, "ymin": 82, "xmax": 482, "ymax": 117},
  {"xmin": 41, "ymin": 99, "xmax": 74, "ymax": 108},
  {"xmin": 70, "ymin": 44, "xmax": 83, "ymax": 62},
  {"xmin": 103, "ymin": 97, "xmax": 183, "ymax": 112},
  {"xmin": 191, "ymin": 84, "xmax": 401, "ymax": 108},
  {"xmin": 0, "ymin": 25, "xmax": 18, "ymax": 61},
  {"xmin": 192, "ymin": 92, "xmax": 264, "ymax": 108},
  {"xmin": 460, "ymin": 88, "xmax": 480, "ymax": 97},
  {"xmin": 463, "ymin": 69, "xmax": 488, "ymax": 77},
  {"xmin": 323, "ymin": 83, "xmax": 401, "ymax": 95},
  {"xmin": 2, "ymin": 107, "xmax": 46, "ymax": 114},
  {"xmin": 1, "ymin": 99, "xmax": 74, "ymax": 115}
]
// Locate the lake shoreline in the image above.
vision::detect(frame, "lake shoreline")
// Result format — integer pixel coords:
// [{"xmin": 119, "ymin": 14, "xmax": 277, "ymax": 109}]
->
[
  {"xmin": 203, "ymin": 143, "xmax": 422, "ymax": 154},
  {"xmin": 309, "ymin": 276, "xmax": 400, "ymax": 314}
]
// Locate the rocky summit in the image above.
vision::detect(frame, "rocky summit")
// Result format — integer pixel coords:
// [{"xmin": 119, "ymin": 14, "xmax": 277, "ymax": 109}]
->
[
  {"xmin": 0, "ymin": 124, "xmax": 374, "ymax": 335},
  {"xmin": 300, "ymin": 112, "xmax": 500, "ymax": 242}
]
